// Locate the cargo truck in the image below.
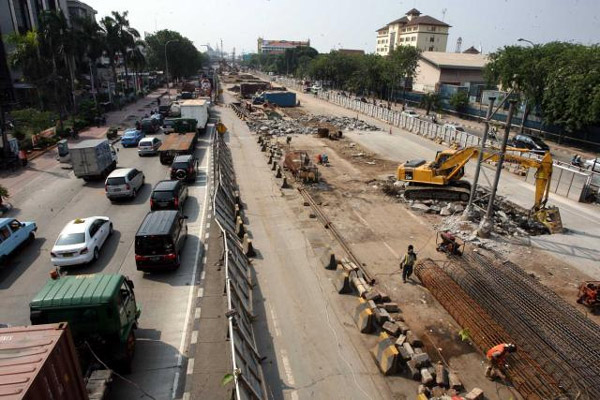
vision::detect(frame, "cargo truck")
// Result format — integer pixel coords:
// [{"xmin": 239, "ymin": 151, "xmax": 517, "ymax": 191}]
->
[
  {"xmin": 158, "ymin": 118, "xmax": 198, "ymax": 165},
  {"xmin": 30, "ymin": 273, "xmax": 141, "ymax": 376},
  {"xmin": 180, "ymin": 99, "xmax": 209, "ymax": 132},
  {"xmin": 70, "ymin": 139, "xmax": 118, "ymax": 181}
]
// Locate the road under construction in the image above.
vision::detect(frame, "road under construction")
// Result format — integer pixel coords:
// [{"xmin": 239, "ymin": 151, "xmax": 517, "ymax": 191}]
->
[{"xmin": 217, "ymin": 71, "xmax": 600, "ymax": 400}]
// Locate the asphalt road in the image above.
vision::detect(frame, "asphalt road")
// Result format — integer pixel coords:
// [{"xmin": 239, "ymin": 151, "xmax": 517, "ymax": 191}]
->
[{"xmin": 0, "ymin": 128, "xmax": 211, "ymax": 399}]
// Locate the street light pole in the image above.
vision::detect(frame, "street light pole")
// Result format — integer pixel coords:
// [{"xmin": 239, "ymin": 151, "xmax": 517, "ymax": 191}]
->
[
  {"xmin": 517, "ymin": 38, "xmax": 535, "ymax": 134},
  {"xmin": 164, "ymin": 39, "xmax": 179, "ymax": 90}
]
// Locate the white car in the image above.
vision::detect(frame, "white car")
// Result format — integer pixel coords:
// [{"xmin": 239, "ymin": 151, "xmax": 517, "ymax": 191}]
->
[
  {"xmin": 443, "ymin": 123, "xmax": 466, "ymax": 133},
  {"xmin": 138, "ymin": 137, "xmax": 162, "ymax": 156},
  {"xmin": 51, "ymin": 217, "xmax": 113, "ymax": 267},
  {"xmin": 402, "ymin": 110, "xmax": 419, "ymax": 118},
  {"xmin": 584, "ymin": 158, "xmax": 600, "ymax": 172}
]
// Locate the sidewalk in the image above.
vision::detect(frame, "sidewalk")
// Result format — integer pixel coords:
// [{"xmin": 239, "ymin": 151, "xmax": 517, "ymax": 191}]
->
[{"xmin": 0, "ymin": 88, "xmax": 170, "ymax": 199}]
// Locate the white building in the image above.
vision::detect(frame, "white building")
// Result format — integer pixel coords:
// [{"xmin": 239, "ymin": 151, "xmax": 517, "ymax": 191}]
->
[{"xmin": 376, "ymin": 8, "xmax": 450, "ymax": 56}]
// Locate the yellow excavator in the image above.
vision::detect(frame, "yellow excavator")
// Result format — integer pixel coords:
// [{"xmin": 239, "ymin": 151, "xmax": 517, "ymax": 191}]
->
[{"xmin": 397, "ymin": 147, "xmax": 563, "ymax": 233}]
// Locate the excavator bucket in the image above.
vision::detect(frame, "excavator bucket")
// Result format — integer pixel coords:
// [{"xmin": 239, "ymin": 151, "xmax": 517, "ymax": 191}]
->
[{"xmin": 533, "ymin": 206, "xmax": 563, "ymax": 234}]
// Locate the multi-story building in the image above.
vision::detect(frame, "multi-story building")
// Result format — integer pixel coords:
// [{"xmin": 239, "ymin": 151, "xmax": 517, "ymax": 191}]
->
[
  {"xmin": 67, "ymin": 0, "xmax": 97, "ymax": 23},
  {"xmin": 257, "ymin": 38, "xmax": 310, "ymax": 55},
  {"xmin": 375, "ymin": 8, "xmax": 450, "ymax": 56}
]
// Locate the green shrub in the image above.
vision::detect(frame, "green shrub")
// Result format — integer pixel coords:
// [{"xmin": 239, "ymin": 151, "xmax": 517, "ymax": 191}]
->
[{"xmin": 106, "ymin": 126, "xmax": 119, "ymax": 139}]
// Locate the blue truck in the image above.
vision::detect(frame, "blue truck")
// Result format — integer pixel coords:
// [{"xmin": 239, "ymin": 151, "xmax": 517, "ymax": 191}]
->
[{"xmin": 253, "ymin": 91, "xmax": 297, "ymax": 107}]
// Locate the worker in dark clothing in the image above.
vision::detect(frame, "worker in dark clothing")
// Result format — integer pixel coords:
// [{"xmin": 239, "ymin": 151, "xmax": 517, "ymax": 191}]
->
[
  {"xmin": 401, "ymin": 245, "xmax": 417, "ymax": 283},
  {"xmin": 485, "ymin": 343, "xmax": 517, "ymax": 380}
]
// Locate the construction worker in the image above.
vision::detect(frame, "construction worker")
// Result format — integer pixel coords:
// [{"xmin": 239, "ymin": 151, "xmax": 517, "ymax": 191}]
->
[
  {"xmin": 401, "ymin": 245, "xmax": 417, "ymax": 283},
  {"xmin": 485, "ymin": 343, "xmax": 517, "ymax": 380}
]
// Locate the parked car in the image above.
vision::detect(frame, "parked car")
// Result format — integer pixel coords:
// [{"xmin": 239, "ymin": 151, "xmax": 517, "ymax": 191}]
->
[
  {"xmin": 105, "ymin": 168, "xmax": 145, "ymax": 200},
  {"xmin": 443, "ymin": 123, "xmax": 466, "ymax": 133},
  {"xmin": 311, "ymin": 84, "xmax": 322, "ymax": 93},
  {"xmin": 402, "ymin": 110, "xmax": 419, "ymax": 118},
  {"xmin": 134, "ymin": 210, "xmax": 188, "ymax": 271},
  {"xmin": 170, "ymin": 155, "xmax": 198, "ymax": 183},
  {"xmin": 150, "ymin": 180, "xmax": 188, "ymax": 212},
  {"xmin": 0, "ymin": 218, "xmax": 37, "ymax": 265},
  {"xmin": 584, "ymin": 158, "xmax": 600, "ymax": 172},
  {"xmin": 138, "ymin": 137, "xmax": 162, "ymax": 156},
  {"xmin": 509, "ymin": 134, "xmax": 550, "ymax": 155},
  {"xmin": 121, "ymin": 129, "xmax": 145, "ymax": 147},
  {"xmin": 51, "ymin": 216, "xmax": 112, "ymax": 266}
]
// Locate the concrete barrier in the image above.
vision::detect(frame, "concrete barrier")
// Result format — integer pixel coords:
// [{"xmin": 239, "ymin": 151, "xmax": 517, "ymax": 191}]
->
[
  {"xmin": 242, "ymin": 233, "xmax": 256, "ymax": 258},
  {"xmin": 353, "ymin": 298, "xmax": 375, "ymax": 333},
  {"xmin": 371, "ymin": 332, "xmax": 399, "ymax": 375},
  {"xmin": 334, "ymin": 266, "xmax": 352, "ymax": 294}
]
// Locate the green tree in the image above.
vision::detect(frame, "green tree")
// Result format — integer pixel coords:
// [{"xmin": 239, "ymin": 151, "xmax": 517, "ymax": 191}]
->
[
  {"xmin": 449, "ymin": 91, "xmax": 469, "ymax": 113},
  {"xmin": 420, "ymin": 92, "xmax": 441, "ymax": 115},
  {"xmin": 542, "ymin": 45, "xmax": 600, "ymax": 135},
  {"xmin": 384, "ymin": 46, "xmax": 420, "ymax": 102},
  {"xmin": 99, "ymin": 15, "xmax": 121, "ymax": 97},
  {"xmin": 110, "ymin": 11, "xmax": 140, "ymax": 91},
  {"xmin": 145, "ymin": 30, "xmax": 206, "ymax": 80}
]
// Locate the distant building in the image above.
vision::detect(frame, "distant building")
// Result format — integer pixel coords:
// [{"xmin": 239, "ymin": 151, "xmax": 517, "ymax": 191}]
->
[
  {"xmin": 413, "ymin": 51, "xmax": 488, "ymax": 94},
  {"xmin": 337, "ymin": 49, "xmax": 365, "ymax": 56},
  {"xmin": 375, "ymin": 8, "xmax": 450, "ymax": 56},
  {"xmin": 463, "ymin": 46, "xmax": 481, "ymax": 55},
  {"xmin": 257, "ymin": 38, "xmax": 310, "ymax": 55},
  {"xmin": 67, "ymin": 0, "xmax": 97, "ymax": 23}
]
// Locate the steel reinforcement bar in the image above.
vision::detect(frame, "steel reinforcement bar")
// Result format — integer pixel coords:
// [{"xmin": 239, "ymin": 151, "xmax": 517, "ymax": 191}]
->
[
  {"xmin": 442, "ymin": 252, "xmax": 600, "ymax": 399},
  {"xmin": 415, "ymin": 259, "xmax": 564, "ymax": 400}
]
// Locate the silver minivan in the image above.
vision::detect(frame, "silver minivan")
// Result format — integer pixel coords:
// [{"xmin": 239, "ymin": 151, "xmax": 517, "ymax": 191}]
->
[
  {"xmin": 105, "ymin": 168, "xmax": 145, "ymax": 200},
  {"xmin": 138, "ymin": 137, "xmax": 162, "ymax": 156}
]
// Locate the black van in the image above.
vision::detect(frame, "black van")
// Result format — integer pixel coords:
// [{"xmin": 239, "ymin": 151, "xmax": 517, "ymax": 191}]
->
[
  {"xmin": 150, "ymin": 180, "xmax": 188, "ymax": 212},
  {"xmin": 134, "ymin": 210, "xmax": 187, "ymax": 271}
]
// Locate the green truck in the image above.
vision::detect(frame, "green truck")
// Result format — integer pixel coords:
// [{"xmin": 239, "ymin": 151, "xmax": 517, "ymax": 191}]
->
[{"xmin": 30, "ymin": 274, "xmax": 141, "ymax": 373}]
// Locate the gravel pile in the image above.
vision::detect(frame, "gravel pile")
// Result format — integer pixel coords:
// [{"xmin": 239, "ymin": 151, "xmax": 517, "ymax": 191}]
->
[
  {"xmin": 298, "ymin": 115, "xmax": 380, "ymax": 131},
  {"xmin": 246, "ymin": 114, "xmax": 381, "ymax": 137}
]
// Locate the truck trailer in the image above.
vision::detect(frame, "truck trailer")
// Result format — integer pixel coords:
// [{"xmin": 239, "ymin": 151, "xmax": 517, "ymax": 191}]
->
[
  {"xmin": 158, "ymin": 118, "xmax": 198, "ymax": 165},
  {"xmin": 180, "ymin": 99, "xmax": 209, "ymax": 132},
  {"xmin": 0, "ymin": 323, "xmax": 90, "ymax": 400},
  {"xmin": 69, "ymin": 139, "xmax": 118, "ymax": 181}
]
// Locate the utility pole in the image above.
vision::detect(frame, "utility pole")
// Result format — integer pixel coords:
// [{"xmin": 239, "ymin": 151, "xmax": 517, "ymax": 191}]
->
[
  {"xmin": 220, "ymin": 39, "xmax": 224, "ymax": 61},
  {"xmin": 477, "ymin": 99, "xmax": 518, "ymax": 238},
  {"xmin": 463, "ymin": 96, "xmax": 496, "ymax": 219}
]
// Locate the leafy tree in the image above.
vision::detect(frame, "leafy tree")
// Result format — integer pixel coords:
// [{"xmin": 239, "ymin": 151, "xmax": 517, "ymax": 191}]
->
[
  {"xmin": 420, "ymin": 92, "xmax": 441, "ymax": 115},
  {"xmin": 110, "ymin": 11, "xmax": 140, "ymax": 91},
  {"xmin": 145, "ymin": 30, "xmax": 207, "ymax": 79},
  {"xmin": 384, "ymin": 46, "xmax": 420, "ymax": 102},
  {"xmin": 449, "ymin": 91, "xmax": 469, "ymax": 113}
]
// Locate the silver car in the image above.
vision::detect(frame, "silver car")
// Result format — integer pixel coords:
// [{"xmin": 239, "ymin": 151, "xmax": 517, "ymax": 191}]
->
[
  {"xmin": 138, "ymin": 137, "xmax": 162, "ymax": 156},
  {"xmin": 105, "ymin": 168, "xmax": 145, "ymax": 200}
]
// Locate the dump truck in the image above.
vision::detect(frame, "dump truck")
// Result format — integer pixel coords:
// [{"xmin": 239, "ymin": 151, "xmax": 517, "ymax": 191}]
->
[
  {"xmin": 0, "ymin": 323, "xmax": 90, "ymax": 399},
  {"xmin": 70, "ymin": 139, "xmax": 118, "ymax": 181},
  {"xmin": 30, "ymin": 273, "xmax": 141, "ymax": 378},
  {"xmin": 180, "ymin": 99, "xmax": 209, "ymax": 132},
  {"xmin": 158, "ymin": 118, "xmax": 198, "ymax": 165}
]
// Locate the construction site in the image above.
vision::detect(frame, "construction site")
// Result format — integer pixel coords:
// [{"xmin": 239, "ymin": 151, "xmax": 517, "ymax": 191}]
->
[{"xmin": 216, "ymin": 71, "xmax": 600, "ymax": 400}]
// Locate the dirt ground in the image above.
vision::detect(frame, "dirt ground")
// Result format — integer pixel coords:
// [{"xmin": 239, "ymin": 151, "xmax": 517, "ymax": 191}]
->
[{"xmin": 226, "ymin": 81, "xmax": 599, "ymax": 399}]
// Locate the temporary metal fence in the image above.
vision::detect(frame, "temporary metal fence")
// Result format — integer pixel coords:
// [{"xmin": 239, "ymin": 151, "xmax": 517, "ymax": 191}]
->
[{"xmin": 213, "ymin": 129, "xmax": 267, "ymax": 400}]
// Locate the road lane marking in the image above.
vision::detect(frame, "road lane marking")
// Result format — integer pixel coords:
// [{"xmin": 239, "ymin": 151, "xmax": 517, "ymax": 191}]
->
[
  {"xmin": 171, "ymin": 128, "xmax": 213, "ymax": 400},
  {"xmin": 186, "ymin": 358, "xmax": 194, "ymax": 375},
  {"xmin": 200, "ymin": 270, "xmax": 206, "ymax": 281},
  {"xmin": 269, "ymin": 305, "xmax": 282, "ymax": 337},
  {"xmin": 195, "ymin": 307, "xmax": 202, "ymax": 319},
  {"xmin": 197, "ymin": 287, "xmax": 204, "ymax": 298},
  {"xmin": 182, "ymin": 393, "xmax": 190, "ymax": 400},
  {"xmin": 191, "ymin": 331, "xmax": 198, "ymax": 344},
  {"xmin": 280, "ymin": 349, "xmax": 296, "ymax": 386},
  {"xmin": 205, "ymin": 232, "xmax": 210, "ymax": 239}
]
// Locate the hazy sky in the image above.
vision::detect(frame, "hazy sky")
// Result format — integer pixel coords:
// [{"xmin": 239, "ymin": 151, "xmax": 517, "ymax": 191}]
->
[{"xmin": 86, "ymin": 0, "xmax": 600, "ymax": 54}]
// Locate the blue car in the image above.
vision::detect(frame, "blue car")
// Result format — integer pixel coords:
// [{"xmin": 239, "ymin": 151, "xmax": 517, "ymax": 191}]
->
[
  {"xmin": 121, "ymin": 129, "xmax": 145, "ymax": 147},
  {"xmin": 0, "ymin": 218, "xmax": 37, "ymax": 265}
]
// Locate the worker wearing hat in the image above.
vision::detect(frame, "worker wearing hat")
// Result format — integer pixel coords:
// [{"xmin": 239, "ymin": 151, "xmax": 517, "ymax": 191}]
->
[
  {"xmin": 485, "ymin": 343, "xmax": 517, "ymax": 380},
  {"xmin": 401, "ymin": 244, "xmax": 417, "ymax": 283}
]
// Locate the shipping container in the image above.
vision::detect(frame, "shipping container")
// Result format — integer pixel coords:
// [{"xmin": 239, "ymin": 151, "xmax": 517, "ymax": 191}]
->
[
  {"xmin": 0, "ymin": 323, "xmax": 88, "ymax": 400},
  {"xmin": 255, "ymin": 91, "xmax": 297, "ymax": 107}
]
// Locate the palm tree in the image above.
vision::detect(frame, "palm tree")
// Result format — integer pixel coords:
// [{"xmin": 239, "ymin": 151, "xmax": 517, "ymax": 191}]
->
[
  {"xmin": 100, "ymin": 16, "xmax": 120, "ymax": 102},
  {"xmin": 128, "ymin": 40, "xmax": 146, "ymax": 95},
  {"xmin": 73, "ymin": 17, "xmax": 105, "ymax": 106},
  {"xmin": 111, "ymin": 11, "xmax": 140, "ymax": 92},
  {"xmin": 6, "ymin": 31, "xmax": 46, "ymax": 108}
]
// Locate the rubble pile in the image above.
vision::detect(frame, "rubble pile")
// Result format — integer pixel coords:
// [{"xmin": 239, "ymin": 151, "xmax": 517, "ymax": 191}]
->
[
  {"xmin": 379, "ymin": 180, "xmax": 549, "ymax": 237},
  {"xmin": 246, "ymin": 119, "xmax": 311, "ymax": 136},
  {"xmin": 298, "ymin": 115, "xmax": 380, "ymax": 131}
]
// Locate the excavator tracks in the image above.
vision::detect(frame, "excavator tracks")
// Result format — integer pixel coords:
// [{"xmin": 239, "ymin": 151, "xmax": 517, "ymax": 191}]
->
[{"xmin": 404, "ymin": 182, "xmax": 471, "ymax": 202}]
